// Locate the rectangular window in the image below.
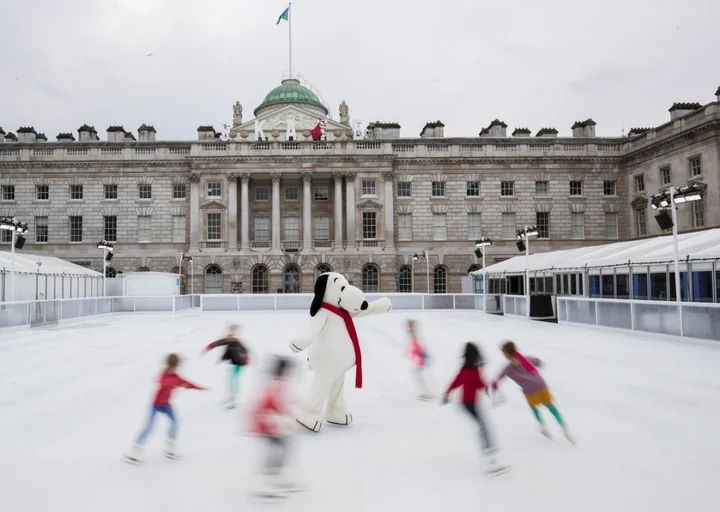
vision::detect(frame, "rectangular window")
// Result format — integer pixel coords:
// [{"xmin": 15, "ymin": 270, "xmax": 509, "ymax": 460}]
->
[
  {"xmin": 536, "ymin": 212, "xmax": 549, "ymax": 239},
  {"xmin": 313, "ymin": 216, "xmax": 330, "ymax": 240},
  {"xmin": 635, "ymin": 208, "xmax": 647, "ymax": 236},
  {"xmin": 603, "ymin": 180, "xmax": 616, "ymax": 196},
  {"xmin": 569, "ymin": 181, "xmax": 583, "ymax": 196},
  {"xmin": 0, "ymin": 230, "xmax": 11, "ymax": 243},
  {"xmin": 466, "ymin": 181, "xmax": 480, "ymax": 196},
  {"xmin": 105, "ymin": 184, "xmax": 118, "ymax": 199},
  {"xmin": 314, "ymin": 186, "xmax": 328, "ymax": 201},
  {"xmin": 285, "ymin": 186, "xmax": 298, "ymax": 200},
  {"xmin": 172, "ymin": 215, "xmax": 186, "ymax": 243},
  {"xmin": 605, "ymin": 212, "xmax": 618, "ymax": 239},
  {"xmin": 571, "ymin": 212, "xmax": 585, "ymax": 239},
  {"xmin": 207, "ymin": 181, "xmax": 221, "ymax": 197},
  {"xmin": 138, "ymin": 184, "xmax": 152, "ymax": 199},
  {"xmin": 660, "ymin": 166, "xmax": 671, "ymax": 185},
  {"xmin": 206, "ymin": 213, "xmax": 221, "ymax": 240},
  {"xmin": 35, "ymin": 216, "xmax": 48, "ymax": 243},
  {"xmin": 69, "ymin": 185, "xmax": 83, "ymax": 200},
  {"xmin": 433, "ymin": 214, "xmax": 447, "ymax": 241},
  {"xmin": 502, "ymin": 212, "xmax": 516, "ymax": 239},
  {"xmin": 362, "ymin": 212, "xmax": 377, "ymax": 239},
  {"xmin": 1, "ymin": 185, "xmax": 14, "ymax": 201},
  {"xmin": 362, "ymin": 180, "xmax": 376, "ymax": 196},
  {"xmin": 137, "ymin": 216, "xmax": 152, "ymax": 242},
  {"xmin": 172, "ymin": 184, "xmax": 186, "ymax": 199},
  {"xmin": 69, "ymin": 216, "xmax": 82, "ymax": 242},
  {"xmin": 501, "ymin": 181, "xmax": 514, "ymax": 196},
  {"xmin": 103, "ymin": 216, "xmax": 117, "ymax": 242},
  {"xmin": 467, "ymin": 213, "xmax": 482, "ymax": 239},
  {"xmin": 431, "ymin": 181, "xmax": 445, "ymax": 197},
  {"xmin": 535, "ymin": 181, "xmax": 549, "ymax": 195},
  {"xmin": 634, "ymin": 175, "xmax": 645, "ymax": 193},
  {"xmin": 36, "ymin": 185, "xmax": 49, "ymax": 200},
  {"xmin": 397, "ymin": 182, "xmax": 412, "ymax": 197},
  {"xmin": 254, "ymin": 217, "xmax": 270, "ymax": 241},
  {"xmin": 693, "ymin": 199, "xmax": 705, "ymax": 228},
  {"xmin": 283, "ymin": 216, "xmax": 300, "ymax": 241},
  {"xmin": 255, "ymin": 186, "xmax": 269, "ymax": 201},
  {"xmin": 398, "ymin": 214, "xmax": 413, "ymax": 241},
  {"xmin": 690, "ymin": 156, "xmax": 702, "ymax": 177}
]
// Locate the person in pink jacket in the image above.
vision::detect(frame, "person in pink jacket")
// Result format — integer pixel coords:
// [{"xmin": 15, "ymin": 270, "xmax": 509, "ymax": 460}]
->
[
  {"xmin": 406, "ymin": 319, "xmax": 432, "ymax": 400},
  {"xmin": 491, "ymin": 341, "xmax": 573, "ymax": 443}
]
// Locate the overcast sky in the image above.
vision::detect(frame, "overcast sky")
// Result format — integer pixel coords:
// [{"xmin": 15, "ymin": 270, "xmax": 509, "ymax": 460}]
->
[{"xmin": 1, "ymin": 0, "xmax": 718, "ymax": 141}]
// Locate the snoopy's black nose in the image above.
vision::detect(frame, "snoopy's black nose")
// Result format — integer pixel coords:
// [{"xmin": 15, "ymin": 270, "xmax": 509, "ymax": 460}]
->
[{"xmin": 360, "ymin": 301, "xmax": 369, "ymax": 311}]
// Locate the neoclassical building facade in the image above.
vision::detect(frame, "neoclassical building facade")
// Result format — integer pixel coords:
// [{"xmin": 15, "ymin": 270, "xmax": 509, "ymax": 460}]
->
[{"xmin": 0, "ymin": 80, "xmax": 718, "ymax": 294}]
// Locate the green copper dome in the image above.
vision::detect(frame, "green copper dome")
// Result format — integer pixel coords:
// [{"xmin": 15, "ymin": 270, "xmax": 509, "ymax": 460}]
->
[{"xmin": 254, "ymin": 79, "xmax": 328, "ymax": 116}]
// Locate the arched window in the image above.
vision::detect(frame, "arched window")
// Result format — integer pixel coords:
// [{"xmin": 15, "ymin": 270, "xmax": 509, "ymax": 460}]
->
[
  {"xmin": 433, "ymin": 265, "xmax": 447, "ymax": 294},
  {"xmin": 283, "ymin": 264, "xmax": 301, "ymax": 293},
  {"xmin": 362, "ymin": 264, "xmax": 379, "ymax": 293},
  {"xmin": 205, "ymin": 265, "xmax": 223, "ymax": 294},
  {"xmin": 468, "ymin": 265, "xmax": 481, "ymax": 274},
  {"xmin": 137, "ymin": 266, "xmax": 150, "ymax": 272},
  {"xmin": 252, "ymin": 264, "xmax": 269, "ymax": 294},
  {"xmin": 316, "ymin": 263, "xmax": 332, "ymax": 279},
  {"xmin": 398, "ymin": 265, "xmax": 412, "ymax": 293},
  {"xmin": 105, "ymin": 266, "xmax": 117, "ymax": 278}
]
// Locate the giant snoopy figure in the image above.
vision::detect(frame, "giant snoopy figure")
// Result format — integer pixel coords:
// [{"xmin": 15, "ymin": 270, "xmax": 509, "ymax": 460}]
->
[{"xmin": 290, "ymin": 272, "xmax": 392, "ymax": 432}]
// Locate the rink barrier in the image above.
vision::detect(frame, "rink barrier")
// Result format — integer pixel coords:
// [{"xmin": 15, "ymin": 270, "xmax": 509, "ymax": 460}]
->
[
  {"xmin": 0, "ymin": 293, "xmax": 485, "ymax": 330},
  {"xmin": 557, "ymin": 296, "xmax": 720, "ymax": 342}
]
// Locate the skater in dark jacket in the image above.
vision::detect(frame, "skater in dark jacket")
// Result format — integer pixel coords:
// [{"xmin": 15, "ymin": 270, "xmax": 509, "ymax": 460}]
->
[
  {"xmin": 443, "ymin": 343, "xmax": 508, "ymax": 474},
  {"xmin": 126, "ymin": 353, "xmax": 205, "ymax": 463},
  {"xmin": 203, "ymin": 323, "xmax": 250, "ymax": 408}
]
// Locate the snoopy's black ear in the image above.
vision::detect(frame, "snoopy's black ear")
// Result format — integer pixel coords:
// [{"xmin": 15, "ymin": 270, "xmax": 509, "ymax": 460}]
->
[{"xmin": 310, "ymin": 274, "xmax": 329, "ymax": 317}]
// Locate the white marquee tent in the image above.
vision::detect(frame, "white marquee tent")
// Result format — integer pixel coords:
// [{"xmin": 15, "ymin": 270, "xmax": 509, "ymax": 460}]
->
[
  {"xmin": 473, "ymin": 228, "xmax": 720, "ymax": 276},
  {"xmin": 0, "ymin": 252, "xmax": 103, "ymax": 302}
]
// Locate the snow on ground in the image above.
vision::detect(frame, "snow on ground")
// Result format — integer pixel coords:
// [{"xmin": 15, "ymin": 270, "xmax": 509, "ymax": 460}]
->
[{"xmin": 0, "ymin": 309, "xmax": 719, "ymax": 512}]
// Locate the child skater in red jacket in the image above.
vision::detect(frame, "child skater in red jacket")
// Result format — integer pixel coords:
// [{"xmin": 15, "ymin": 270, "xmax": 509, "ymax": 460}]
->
[
  {"xmin": 124, "ymin": 353, "xmax": 205, "ymax": 464},
  {"xmin": 443, "ymin": 342, "xmax": 510, "ymax": 475}
]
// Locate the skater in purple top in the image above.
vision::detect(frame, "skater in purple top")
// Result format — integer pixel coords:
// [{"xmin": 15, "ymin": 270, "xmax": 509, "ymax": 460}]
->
[{"xmin": 490, "ymin": 341, "xmax": 573, "ymax": 443}]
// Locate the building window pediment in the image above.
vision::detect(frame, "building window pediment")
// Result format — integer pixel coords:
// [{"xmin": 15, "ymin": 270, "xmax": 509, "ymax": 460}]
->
[
  {"xmin": 356, "ymin": 199, "xmax": 383, "ymax": 211},
  {"xmin": 630, "ymin": 196, "xmax": 648, "ymax": 209},
  {"xmin": 200, "ymin": 200, "xmax": 228, "ymax": 211}
]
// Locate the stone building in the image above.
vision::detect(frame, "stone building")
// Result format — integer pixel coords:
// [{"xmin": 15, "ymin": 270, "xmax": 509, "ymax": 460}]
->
[{"xmin": 0, "ymin": 79, "xmax": 718, "ymax": 294}]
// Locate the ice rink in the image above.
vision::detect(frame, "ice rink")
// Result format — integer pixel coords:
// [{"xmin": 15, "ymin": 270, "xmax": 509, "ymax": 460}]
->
[{"xmin": 1, "ymin": 309, "xmax": 719, "ymax": 512}]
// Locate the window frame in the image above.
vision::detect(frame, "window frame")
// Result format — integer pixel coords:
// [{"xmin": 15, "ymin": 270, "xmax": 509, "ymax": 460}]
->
[
  {"xmin": 501, "ymin": 181, "xmax": 515, "ymax": 196},
  {"xmin": 660, "ymin": 166, "xmax": 671, "ymax": 185},
  {"xmin": 535, "ymin": 181, "xmax": 549, "ymax": 195},
  {"xmin": 207, "ymin": 181, "xmax": 222, "ymax": 198},
  {"xmin": 431, "ymin": 181, "xmax": 446, "ymax": 198},
  {"xmin": 398, "ymin": 213, "xmax": 413, "ymax": 241},
  {"xmin": 69, "ymin": 216, "xmax": 83, "ymax": 243},
  {"xmin": 70, "ymin": 185, "xmax": 84, "ymax": 200},
  {"xmin": 397, "ymin": 182, "xmax": 412, "ymax": 197},
  {"xmin": 103, "ymin": 215, "xmax": 117, "ymax": 243},
  {"xmin": 603, "ymin": 180, "xmax": 616, "ymax": 196},
  {"xmin": 172, "ymin": 215, "xmax": 186, "ymax": 243},
  {"xmin": 569, "ymin": 181, "xmax": 583, "ymax": 196},
  {"xmin": 362, "ymin": 212, "xmax": 377, "ymax": 240},
  {"xmin": 138, "ymin": 184, "xmax": 152, "ymax": 200},
  {"xmin": 255, "ymin": 186, "xmax": 270, "ymax": 201},
  {"xmin": 206, "ymin": 213, "xmax": 221, "ymax": 241},
  {"xmin": 432, "ymin": 213, "xmax": 447, "ymax": 241},
  {"xmin": 172, "ymin": 184, "xmax": 186, "ymax": 199},
  {"xmin": 571, "ymin": 212, "xmax": 585, "ymax": 239},
  {"xmin": 536, "ymin": 212, "xmax": 550, "ymax": 239},
  {"xmin": 361, "ymin": 180, "xmax": 377, "ymax": 197},
  {"xmin": 35, "ymin": 216, "xmax": 49, "ymax": 243},
  {"xmin": 314, "ymin": 185, "xmax": 329, "ymax": 201},
  {"xmin": 137, "ymin": 215, "xmax": 152, "ymax": 242},
  {"xmin": 466, "ymin": 181, "xmax": 480, "ymax": 197},
  {"xmin": 36, "ymin": 185, "xmax": 49, "ymax": 201}
]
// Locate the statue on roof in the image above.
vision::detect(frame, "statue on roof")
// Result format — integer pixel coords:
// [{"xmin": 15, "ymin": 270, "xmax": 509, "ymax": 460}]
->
[
  {"xmin": 339, "ymin": 101, "xmax": 349, "ymax": 125},
  {"xmin": 233, "ymin": 101, "xmax": 243, "ymax": 125}
]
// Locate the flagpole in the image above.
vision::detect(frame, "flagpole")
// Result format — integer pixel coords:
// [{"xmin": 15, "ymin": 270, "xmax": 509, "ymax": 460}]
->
[{"xmin": 288, "ymin": 2, "xmax": 292, "ymax": 76}]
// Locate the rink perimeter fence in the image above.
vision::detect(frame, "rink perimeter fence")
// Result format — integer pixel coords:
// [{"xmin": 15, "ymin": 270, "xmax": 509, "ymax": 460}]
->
[{"xmin": 0, "ymin": 293, "xmax": 486, "ymax": 330}]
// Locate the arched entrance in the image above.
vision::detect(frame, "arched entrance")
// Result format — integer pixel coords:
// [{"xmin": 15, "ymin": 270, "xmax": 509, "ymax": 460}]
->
[
  {"xmin": 283, "ymin": 264, "xmax": 301, "ymax": 293},
  {"xmin": 205, "ymin": 265, "xmax": 223, "ymax": 294}
]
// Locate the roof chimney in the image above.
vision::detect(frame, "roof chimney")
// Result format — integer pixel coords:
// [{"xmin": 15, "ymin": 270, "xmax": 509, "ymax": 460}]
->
[
  {"xmin": 57, "ymin": 133, "xmax": 76, "ymax": 142},
  {"xmin": 138, "ymin": 124, "xmax": 157, "ymax": 142},
  {"xmin": 78, "ymin": 124, "xmax": 98, "ymax": 142},
  {"xmin": 715, "ymin": 86, "xmax": 720, "ymax": 103},
  {"xmin": 16, "ymin": 127, "xmax": 38, "ymax": 143},
  {"xmin": 571, "ymin": 119, "xmax": 596, "ymax": 137},
  {"xmin": 4, "ymin": 132, "xmax": 18, "ymax": 142},
  {"xmin": 107, "ymin": 125, "xmax": 126, "ymax": 143},
  {"xmin": 669, "ymin": 102, "xmax": 702, "ymax": 121},
  {"xmin": 420, "ymin": 121, "xmax": 444, "ymax": 138},
  {"xmin": 536, "ymin": 127, "xmax": 558, "ymax": 138},
  {"xmin": 197, "ymin": 125, "xmax": 216, "ymax": 141},
  {"xmin": 511, "ymin": 128, "xmax": 531, "ymax": 138}
]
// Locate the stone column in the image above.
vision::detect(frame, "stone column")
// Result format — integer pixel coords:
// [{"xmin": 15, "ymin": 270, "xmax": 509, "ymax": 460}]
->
[
  {"xmin": 271, "ymin": 173, "xmax": 281, "ymax": 249},
  {"xmin": 333, "ymin": 173, "xmax": 343, "ymax": 248},
  {"xmin": 345, "ymin": 172, "xmax": 356, "ymax": 247},
  {"xmin": 240, "ymin": 174, "xmax": 250, "ymax": 249},
  {"xmin": 384, "ymin": 172, "xmax": 395, "ymax": 248},
  {"xmin": 189, "ymin": 173, "xmax": 200, "ymax": 249},
  {"xmin": 302, "ymin": 173, "xmax": 312, "ymax": 250},
  {"xmin": 227, "ymin": 173, "xmax": 239, "ymax": 250}
]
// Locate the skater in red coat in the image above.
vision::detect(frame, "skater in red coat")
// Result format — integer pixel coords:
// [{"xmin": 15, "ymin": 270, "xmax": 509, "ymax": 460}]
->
[
  {"xmin": 406, "ymin": 319, "xmax": 432, "ymax": 400},
  {"xmin": 125, "ymin": 353, "xmax": 205, "ymax": 463}
]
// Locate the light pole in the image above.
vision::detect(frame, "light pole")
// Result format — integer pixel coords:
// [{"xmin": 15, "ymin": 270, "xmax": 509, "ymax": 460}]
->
[
  {"xmin": 517, "ymin": 226, "xmax": 539, "ymax": 317},
  {"xmin": 475, "ymin": 237, "xmax": 493, "ymax": 307},
  {"xmin": 97, "ymin": 241, "xmax": 114, "ymax": 297},
  {"xmin": 650, "ymin": 183, "xmax": 703, "ymax": 338},
  {"xmin": 0, "ymin": 217, "xmax": 29, "ymax": 302},
  {"xmin": 411, "ymin": 253, "xmax": 419, "ymax": 293},
  {"xmin": 424, "ymin": 249, "xmax": 430, "ymax": 293}
]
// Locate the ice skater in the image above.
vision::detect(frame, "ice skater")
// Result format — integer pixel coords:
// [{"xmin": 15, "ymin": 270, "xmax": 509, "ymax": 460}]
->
[
  {"xmin": 490, "ymin": 340, "xmax": 573, "ymax": 443},
  {"xmin": 125, "ymin": 353, "xmax": 205, "ymax": 464},
  {"xmin": 203, "ymin": 323, "xmax": 250, "ymax": 409},
  {"xmin": 443, "ymin": 342, "xmax": 509, "ymax": 475},
  {"xmin": 406, "ymin": 319, "xmax": 432, "ymax": 400},
  {"xmin": 249, "ymin": 356, "xmax": 301, "ymax": 497}
]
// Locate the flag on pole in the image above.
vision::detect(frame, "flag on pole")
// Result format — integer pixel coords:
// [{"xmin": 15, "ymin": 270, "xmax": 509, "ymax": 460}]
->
[{"xmin": 276, "ymin": 6, "xmax": 289, "ymax": 24}]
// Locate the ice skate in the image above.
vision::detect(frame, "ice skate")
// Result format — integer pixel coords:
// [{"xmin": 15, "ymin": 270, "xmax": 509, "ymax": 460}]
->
[
  {"xmin": 123, "ymin": 443, "xmax": 144, "ymax": 465},
  {"xmin": 563, "ymin": 429, "xmax": 576, "ymax": 444},
  {"xmin": 223, "ymin": 395, "xmax": 237, "ymax": 410},
  {"xmin": 251, "ymin": 475, "xmax": 288, "ymax": 499},
  {"xmin": 540, "ymin": 426, "xmax": 553, "ymax": 439},
  {"xmin": 163, "ymin": 439, "xmax": 180, "ymax": 460},
  {"xmin": 325, "ymin": 408, "xmax": 353, "ymax": 426},
  {"xmin": 485, "ymin": 456, "xmax": 512, "ymax": 477}
]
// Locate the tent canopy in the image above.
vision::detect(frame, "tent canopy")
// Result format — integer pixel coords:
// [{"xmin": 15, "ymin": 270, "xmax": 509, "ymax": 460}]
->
[
  {"xmin": 473, "ymin": 228, "xmax": 720, "ymax": 276},
  {"xmin": 0, "ymin": 252, "xmax": 102, "ymax": 276}
]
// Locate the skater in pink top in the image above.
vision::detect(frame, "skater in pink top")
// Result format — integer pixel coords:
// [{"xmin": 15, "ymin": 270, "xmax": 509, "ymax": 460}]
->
[{"xmin": 406, "ymin": 319, "xmax": 432, "ymax": 400}]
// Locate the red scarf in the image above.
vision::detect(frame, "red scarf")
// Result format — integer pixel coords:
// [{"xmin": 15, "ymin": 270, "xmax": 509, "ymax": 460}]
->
[
  {"xmin": 321, "ymin": 303, "xmax": 362, "ymax": 389},
  {"xmin": 514, "ymin": 353, "xmax": 538, "ymax": 373}
]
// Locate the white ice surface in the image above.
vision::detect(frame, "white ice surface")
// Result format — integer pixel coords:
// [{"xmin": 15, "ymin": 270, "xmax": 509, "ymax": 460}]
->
[{"xmin": 1, "ymin": 310, "xmax": 719, "ymax": 512}]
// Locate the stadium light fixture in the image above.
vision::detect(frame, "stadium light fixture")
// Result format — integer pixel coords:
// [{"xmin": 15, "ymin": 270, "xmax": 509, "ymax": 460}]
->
[{"xmin": 0, "ymin": 217, "xmax": 29, "ymax": 302}]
